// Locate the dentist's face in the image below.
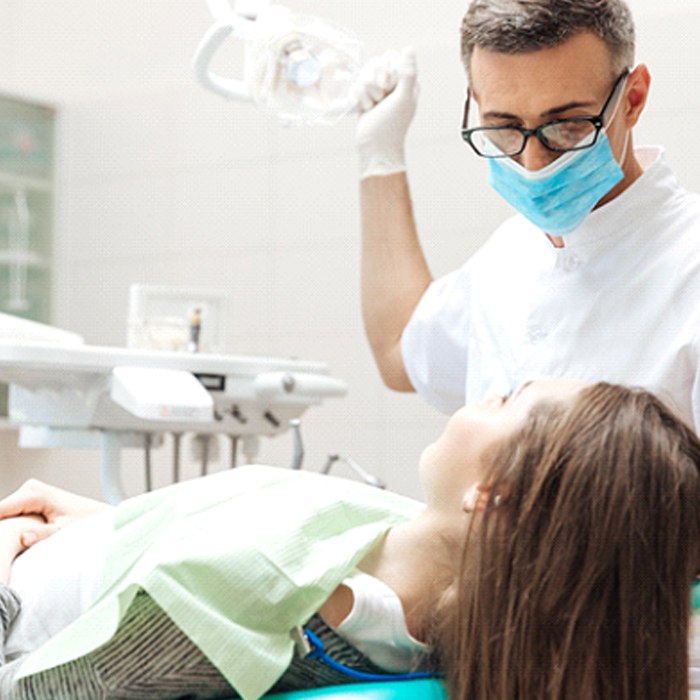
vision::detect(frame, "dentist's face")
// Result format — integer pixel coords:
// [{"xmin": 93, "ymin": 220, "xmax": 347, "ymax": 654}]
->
[
  {"xmin": 419, "ymin": 379, "xmax": 587, "ymax": 512},
  {"xmin": 469, "ymin": 31, "xmax": 630, "ymax": 173}
]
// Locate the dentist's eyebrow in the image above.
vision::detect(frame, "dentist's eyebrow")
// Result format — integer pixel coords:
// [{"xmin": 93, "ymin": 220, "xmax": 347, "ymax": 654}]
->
[
  {"xmin": 540, "ymin": 99, "xmax": 597, "ymax": 119},
  {"xmin": 481, "ymin": 100, "xmax": 597, "ymax": 122},
  {"xmin": 481, "ymin": 109, "xmax": 522, "ymax": 121}
]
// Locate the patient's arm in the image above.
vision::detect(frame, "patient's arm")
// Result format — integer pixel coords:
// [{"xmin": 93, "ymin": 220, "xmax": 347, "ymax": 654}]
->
[
  {"xmin": 318, "ymin": 583, "xmax": 354, "ymax": 627},
  {"xmin": 0, "ymin": 480, "xmax": 110, "ymax": 547}
]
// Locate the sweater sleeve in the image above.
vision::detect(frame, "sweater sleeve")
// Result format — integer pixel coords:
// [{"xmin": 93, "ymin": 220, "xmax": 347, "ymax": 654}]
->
[
  {"xmin": 0, "ymin": 589, "xmax": 236, "ymax": 700},
  {"xmin": 0, "ymin": 584, "xmax": 29, "ymax": 696},
  {"xmin": 0, "ymin": 584, "xmax": 21, "ymax": 666}
]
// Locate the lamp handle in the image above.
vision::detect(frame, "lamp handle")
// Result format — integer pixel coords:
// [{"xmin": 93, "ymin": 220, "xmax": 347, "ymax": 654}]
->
[{"xmin": 192, "ymin": 15, "xmax": 256, "ymax": 101}]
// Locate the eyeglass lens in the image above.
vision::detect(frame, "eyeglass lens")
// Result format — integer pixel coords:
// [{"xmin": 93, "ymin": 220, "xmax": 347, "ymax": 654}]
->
[{"xmin": 470, "ymin": 120, "xmax": 599, "ymax": 157}]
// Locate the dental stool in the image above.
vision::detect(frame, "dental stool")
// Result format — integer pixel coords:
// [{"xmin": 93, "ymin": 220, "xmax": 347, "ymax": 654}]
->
[{"xmin": 265, "ymin": 679, "xmax": 447, "ymax": 699}]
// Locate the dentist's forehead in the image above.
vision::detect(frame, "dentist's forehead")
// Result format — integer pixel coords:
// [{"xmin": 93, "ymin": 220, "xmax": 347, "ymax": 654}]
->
[{"xmin": 468, "ymin": 34, "xmax": 616, "ymax": 113}]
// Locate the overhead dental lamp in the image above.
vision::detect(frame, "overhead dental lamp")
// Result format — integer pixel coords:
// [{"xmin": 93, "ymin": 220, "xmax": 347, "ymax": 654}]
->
[{"xmin": 192, "ymin": 0, "xmax": 363, "ymax": 125}]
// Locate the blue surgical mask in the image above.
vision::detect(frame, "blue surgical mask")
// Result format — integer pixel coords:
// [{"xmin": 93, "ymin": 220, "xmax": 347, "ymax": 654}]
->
[{"xmin": 487, "ymin": 130, "xmax": 628, "ymax": 237}]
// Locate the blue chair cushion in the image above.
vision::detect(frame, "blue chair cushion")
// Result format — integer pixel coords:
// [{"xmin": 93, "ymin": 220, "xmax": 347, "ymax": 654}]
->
[{"xmin": 263, "ymin": 679, "xmax": 447, "ymax": 699}]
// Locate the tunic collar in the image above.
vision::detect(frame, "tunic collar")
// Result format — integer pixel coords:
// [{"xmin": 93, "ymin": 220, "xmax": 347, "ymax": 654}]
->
[{"xmin": 525, "ymin": 146, "xmax": 679, "ymax": 262}]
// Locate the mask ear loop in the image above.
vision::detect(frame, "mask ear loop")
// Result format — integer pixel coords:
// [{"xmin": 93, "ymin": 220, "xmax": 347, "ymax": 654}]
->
[
  {"xmin": 616, "ymin": 127, "xmax": 631, "ymax": 165},
  {"xmin": 602, "ymin": 72, "xmax": 631, "ymax": 165}
]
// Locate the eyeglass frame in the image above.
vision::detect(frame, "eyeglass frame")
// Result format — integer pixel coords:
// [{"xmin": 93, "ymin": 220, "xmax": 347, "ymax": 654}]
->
[{"xmin": 460, "ymin": 69, "xmax": 630, "ymax": 159}]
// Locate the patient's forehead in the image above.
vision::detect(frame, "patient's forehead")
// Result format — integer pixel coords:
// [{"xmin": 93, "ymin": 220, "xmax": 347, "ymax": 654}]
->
[{"xmin": 515, "ymin": 379, "xmax": 588, "ymax": 407}]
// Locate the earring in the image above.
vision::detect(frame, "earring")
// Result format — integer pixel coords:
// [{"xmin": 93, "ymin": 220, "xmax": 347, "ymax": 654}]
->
[{"xmin": 493, "ymin": 494, "xmax": 503, "ymax": 508}]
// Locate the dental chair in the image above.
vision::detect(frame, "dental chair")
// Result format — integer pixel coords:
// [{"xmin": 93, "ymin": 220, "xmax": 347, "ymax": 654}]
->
[{"xmin": 265, "ymin": 679, "xmax": 447, "ymax": 699}]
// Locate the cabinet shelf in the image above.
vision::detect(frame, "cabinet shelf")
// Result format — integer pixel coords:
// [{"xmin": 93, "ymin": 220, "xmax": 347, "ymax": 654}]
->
[
  {"xmin": 0, "ymin": 170, "xmax": 52, "ymax": 193},
  {"xmin": 0, "ymin": 250, "xmax": 47, "ymax": 267}
]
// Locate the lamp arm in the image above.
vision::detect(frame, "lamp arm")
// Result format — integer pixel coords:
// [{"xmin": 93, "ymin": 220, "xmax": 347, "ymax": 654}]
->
[{"xmin": 192, "ymin": 20, "xmax": 254, "ymax": 100}]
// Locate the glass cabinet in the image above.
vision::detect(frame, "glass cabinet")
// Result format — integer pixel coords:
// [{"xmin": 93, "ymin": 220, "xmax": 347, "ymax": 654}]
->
[
  {"xmin": 0, "ymin": 94, "xmax": 54, "ymax": 322},
  {"xmin": 0, "ymin": 94, "xmax": 55, "ymax": 414}
]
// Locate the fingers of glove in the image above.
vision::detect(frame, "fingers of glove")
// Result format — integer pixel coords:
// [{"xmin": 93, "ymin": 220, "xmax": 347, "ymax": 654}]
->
[
  {"xmin": 376, "ymin": 49, "xmax": 400, "ymax": 91},
  {"xmin": 354, "ymin": 62, "xmax": 387, "ymax": 111},
  {"xmin": 395, "ymin": 46, "xmax": 419, "ymax": 99},
  {"xmin": 354, "ymin": 49, "xmax": 401, "ymax": 112}
]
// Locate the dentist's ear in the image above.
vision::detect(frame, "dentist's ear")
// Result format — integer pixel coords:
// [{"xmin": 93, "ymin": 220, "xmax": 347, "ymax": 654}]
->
[{"xmin": 623, "ymin": 64, "xmax": 651, "ymax": 129}]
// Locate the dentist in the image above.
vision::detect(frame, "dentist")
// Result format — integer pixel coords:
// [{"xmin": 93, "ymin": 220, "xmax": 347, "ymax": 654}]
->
[{"xmin": 356, "ymin": 0, "xmax": 700, "ymax": 430}]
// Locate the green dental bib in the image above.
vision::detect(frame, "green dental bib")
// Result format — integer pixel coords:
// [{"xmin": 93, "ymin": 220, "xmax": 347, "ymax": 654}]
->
[{"xmin": 17, "ymin": 465, "xmax": 424, "ymax": 699}]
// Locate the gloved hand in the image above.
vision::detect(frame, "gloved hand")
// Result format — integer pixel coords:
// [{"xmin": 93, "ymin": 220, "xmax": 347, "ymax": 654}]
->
[{"xmin": 354, "ymin": 46, "xmax": 419, "ymax": 180}]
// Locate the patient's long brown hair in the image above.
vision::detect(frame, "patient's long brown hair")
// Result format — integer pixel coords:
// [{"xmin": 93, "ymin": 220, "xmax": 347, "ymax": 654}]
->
[{"xmin": 432, "ymin": 383, "xmax": 700, "ymax": 699}]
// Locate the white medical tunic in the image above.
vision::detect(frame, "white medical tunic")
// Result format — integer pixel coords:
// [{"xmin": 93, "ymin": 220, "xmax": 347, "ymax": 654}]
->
[{"xmin": 402, "ymin": 147, "xmax": 700, "ymax": 430}]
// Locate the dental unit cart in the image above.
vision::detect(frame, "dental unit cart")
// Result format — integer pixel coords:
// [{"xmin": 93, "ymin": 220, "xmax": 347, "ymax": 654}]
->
[{"xmin": 0, "ymin": 330, "xmax": 347, "ymax": 504}]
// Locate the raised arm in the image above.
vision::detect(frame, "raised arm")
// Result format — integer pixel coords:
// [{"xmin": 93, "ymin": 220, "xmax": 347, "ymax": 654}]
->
[
  {"xmin": 355, "ymin": 48, "xmax": 432, "ymax": 391},
  {"xmin": 360, "ymin": 174, "xmax": 431, "ymax": 390}
]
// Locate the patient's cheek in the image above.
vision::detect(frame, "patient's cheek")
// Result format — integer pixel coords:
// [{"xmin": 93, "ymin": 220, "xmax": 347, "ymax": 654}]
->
[{"xmin": 318, "ymin": 583, "xmax": 354, "ymax": 627}]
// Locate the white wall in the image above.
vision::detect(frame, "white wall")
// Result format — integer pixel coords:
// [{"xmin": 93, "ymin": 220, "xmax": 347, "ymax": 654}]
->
[{"xmin": 0, "ymin": 0, "xmax": 698, "ymax": 502}]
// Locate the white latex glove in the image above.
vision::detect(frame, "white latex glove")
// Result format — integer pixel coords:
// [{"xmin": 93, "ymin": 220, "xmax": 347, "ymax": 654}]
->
[{"xmin": 354, "ymin": 46, "xmax": 419, "ymax": 180}]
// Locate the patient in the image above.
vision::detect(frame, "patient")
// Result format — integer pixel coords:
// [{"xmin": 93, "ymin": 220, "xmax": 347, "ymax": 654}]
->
[{"xmin": 0, "ymin": 379, "xmax": 697, "ymax": 699}]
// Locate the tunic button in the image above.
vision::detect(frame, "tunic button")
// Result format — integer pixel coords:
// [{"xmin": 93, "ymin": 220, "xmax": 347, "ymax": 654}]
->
[
  {"xmin": 560, "ymin": 253, "xmax": 581, "ymax": 272},
  {"xmin": 526, "ymin": 327, "xmax": 547, "ymax": 344}
]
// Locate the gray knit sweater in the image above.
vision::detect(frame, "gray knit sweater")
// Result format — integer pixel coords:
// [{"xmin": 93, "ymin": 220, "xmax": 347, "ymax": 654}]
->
[{"xmin": 0, "ymin": 583, "xmax": 400, "ymax": 699}]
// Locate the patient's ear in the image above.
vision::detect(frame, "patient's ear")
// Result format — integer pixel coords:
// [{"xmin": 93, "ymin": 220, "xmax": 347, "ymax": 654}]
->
[
  {"xmin": 462, "ymin": 483, "xmax": 490, "ymax": 513},
  {"xmin": 462, "ymin": 482, "xmax": 506, "ymax": 513}
]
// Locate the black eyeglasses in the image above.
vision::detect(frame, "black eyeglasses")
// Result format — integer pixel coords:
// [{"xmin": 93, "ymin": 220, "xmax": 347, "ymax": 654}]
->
[{"xmin": 461, "ymin": 70, "xmax": 629, "ymax": 159}]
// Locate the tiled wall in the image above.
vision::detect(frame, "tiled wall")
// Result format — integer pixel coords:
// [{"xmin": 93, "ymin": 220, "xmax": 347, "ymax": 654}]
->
[{"xmin": 0, "ymin": 0, "xmax": 698, "ymax": 502}]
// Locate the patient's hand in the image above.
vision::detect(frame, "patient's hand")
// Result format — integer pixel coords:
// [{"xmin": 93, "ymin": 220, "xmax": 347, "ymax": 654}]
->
[
  {"xmin": 0, "ymin": 514, "xmax": 56, "ymax": 585},
  {"xmin": 0, "ymin": 479, "xmax": 111, "ymax": 541}
]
